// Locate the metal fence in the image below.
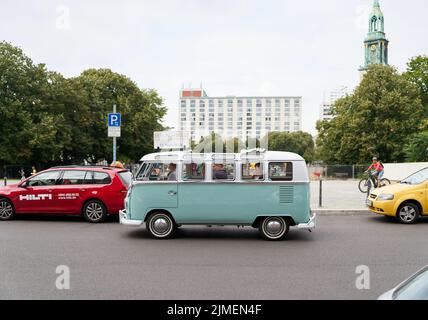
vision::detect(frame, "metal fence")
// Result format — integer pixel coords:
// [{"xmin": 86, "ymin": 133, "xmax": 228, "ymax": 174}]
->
[{"xmin": 308, "ymin": 165, "xmax": 368, "ymax": 180}]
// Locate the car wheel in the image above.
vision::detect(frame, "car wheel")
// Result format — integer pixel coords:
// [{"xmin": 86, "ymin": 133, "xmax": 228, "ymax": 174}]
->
[
  {"xmin": 83, "ymin": 200, "xmax": 107, "ymax": 223},
  {"xmin": 259, "ymin": 216, "xmax": 290, "ymax": 241},
  {"xmin": 0, "ymin": 198, "xmax": 15, "ymax": 221},
  {"xmin": 146, "ymin": 212, "xmax": 176, "ymax": 239},
  {"xmin": 397, "ymin": 203, "xmax": 419, "ymax": 224}
]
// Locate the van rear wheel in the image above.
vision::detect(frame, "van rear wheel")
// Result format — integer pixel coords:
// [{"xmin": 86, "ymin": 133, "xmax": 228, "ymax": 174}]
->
[
  {"xmin": 259, "ymin": 217, "xmax": 289, "ymax": 241},
  {"xmin": 146, "ymin": 212, "xmax": 177, "ymax": 239}
]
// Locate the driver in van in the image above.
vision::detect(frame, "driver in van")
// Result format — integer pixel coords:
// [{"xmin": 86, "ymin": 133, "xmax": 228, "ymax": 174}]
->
[{"xmin": 167, "ymin": 163, "xmax": 177, "ymax": 181}]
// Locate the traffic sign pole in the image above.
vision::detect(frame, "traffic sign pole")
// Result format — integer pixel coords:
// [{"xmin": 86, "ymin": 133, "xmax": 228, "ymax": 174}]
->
[{"xmin": 113, "ymin": 105, "xmax": 117, "ymax": 163}]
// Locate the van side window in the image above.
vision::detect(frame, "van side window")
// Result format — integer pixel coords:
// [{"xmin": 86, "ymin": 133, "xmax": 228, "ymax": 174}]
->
[
  {"xmin": 212, "ymin": 156, "xmax": 235, "ymax": 181},
  {"xmin": 183, "ymin": 162, "xmax": 205, "ymax": 181},
  {"xmin": 139, "ymin": 163, "xmax": 177, "ymax": 181},
  {"xmin": 269, "ymin": 162, "xmax": 293, "ymax": 181},
  {"xmin": 242, "ymin": 162, "xmax": 264, "ymax": 180}
]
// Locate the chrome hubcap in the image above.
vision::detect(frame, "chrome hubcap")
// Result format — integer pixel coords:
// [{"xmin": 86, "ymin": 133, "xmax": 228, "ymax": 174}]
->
[
  {"xmin": 86, "ymin": 203, "xmax": 103, "ymax": 221},
  {"xmin": 0, "ymin": 201, "xmax": 13, "ymax": 219},
  {"xmin": 152, "ymin": 217, "xmax": 171, "ymax": 235},
  {"xmin": 399, "ymin": 206, "xmax": 416, "ymax": 222},
  {"xmin": 263, "ymin": 217, "xmax": 286, "ymax": 238},
  {"xmin": 266, "ymin": 221, "xmax": 282, "ymax": 234},
  {"xmin": 149, "ymin": 214, "xmax": 173, "ymax": 237}
]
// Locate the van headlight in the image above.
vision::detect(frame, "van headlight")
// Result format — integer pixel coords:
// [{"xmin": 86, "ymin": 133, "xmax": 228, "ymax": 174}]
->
[{"xmin": 378, "ymin": 194, "xmax": 394, "ymax": 201}]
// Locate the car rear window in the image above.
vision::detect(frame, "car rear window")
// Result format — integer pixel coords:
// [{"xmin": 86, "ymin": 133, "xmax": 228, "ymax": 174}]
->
[
  {"xmin": 117, "ymin": 171, "xmax": 132, "ymax": 186},
  {"xmin": 93, "ymin": 172, "xmax": 112, "ymax": 185}
]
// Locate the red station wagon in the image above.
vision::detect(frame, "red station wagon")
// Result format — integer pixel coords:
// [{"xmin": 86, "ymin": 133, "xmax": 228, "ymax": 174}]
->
[{"xmin": 0, "ymin": 166, "xmax": 132, "ymax": 223}]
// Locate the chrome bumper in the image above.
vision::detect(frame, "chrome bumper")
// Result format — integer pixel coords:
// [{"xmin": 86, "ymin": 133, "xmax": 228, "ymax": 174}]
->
[
  {"xmin": 119, "ymin": 210, "xmax": 143, "ymax": 226},
  {"xmin": 297, "ymin": 214, "xmax": 316, "ymax": 230}
]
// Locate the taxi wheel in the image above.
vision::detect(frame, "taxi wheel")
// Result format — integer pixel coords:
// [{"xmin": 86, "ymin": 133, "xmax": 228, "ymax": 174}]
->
[
  {"xmin": 146, "ymin": 212, "xmax": 177, "ymax": 239},
  {"xmin": 259, "ymin": 217, "xmax": 289, "ymax": 241},
  {"xmin": 397, "ymin": 203, "xmax": 419, "ymax": 224},
  {"xmin": 0, "ymin": 198, "xmax": 15, "ymax": 221},
  {"xmin": 83, "ymin": 200, "xmax": 107, "ymax": 223}
]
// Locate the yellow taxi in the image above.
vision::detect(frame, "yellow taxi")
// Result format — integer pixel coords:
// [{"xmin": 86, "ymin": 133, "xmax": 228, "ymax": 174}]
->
[{"xmin": 367, "ymin": 168, "xmax": 428, "ymax": 224}]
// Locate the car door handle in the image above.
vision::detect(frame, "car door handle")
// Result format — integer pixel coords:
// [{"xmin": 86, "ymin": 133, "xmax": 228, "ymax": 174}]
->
[
  {"xmin": 80, "ymin": 189, "xmax": 86, "ymax": 192},
  {"xmin": 168, "ymin": 191, "xmax": 177, "ymax": 196}
]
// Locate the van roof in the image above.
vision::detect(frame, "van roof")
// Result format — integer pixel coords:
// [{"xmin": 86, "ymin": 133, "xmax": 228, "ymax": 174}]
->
[{"xmin": 140, "ymin": 151, "xmax": 305, "ymax": 162}]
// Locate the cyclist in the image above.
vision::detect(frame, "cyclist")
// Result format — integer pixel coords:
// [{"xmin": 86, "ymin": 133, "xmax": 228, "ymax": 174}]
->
[{"xmin": 366, "ymin": 157, "xmax": 385, "ymax": 188}]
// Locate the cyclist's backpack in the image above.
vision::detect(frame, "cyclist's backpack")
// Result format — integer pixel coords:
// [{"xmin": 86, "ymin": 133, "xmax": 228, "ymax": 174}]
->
[{"xmin": 378, "ymin": 161, "xmax": 384, "ymax": 171}]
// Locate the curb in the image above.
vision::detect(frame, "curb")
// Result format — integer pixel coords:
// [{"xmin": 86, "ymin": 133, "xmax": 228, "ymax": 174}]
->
[{"xmin": 312, "ymin": 209, "xmax": 371, "ymax": 216}]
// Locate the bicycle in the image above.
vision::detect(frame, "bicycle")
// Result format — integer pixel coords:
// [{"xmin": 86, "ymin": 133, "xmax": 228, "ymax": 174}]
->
[{"xmin": 358, "ymin": 171, "xmax": 391, "ymax": 194}]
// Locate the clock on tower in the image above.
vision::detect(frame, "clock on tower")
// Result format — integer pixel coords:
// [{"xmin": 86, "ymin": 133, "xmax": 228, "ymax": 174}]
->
[{"xmin": 359, "ymin": 0, "xmax": 389, "ymax": 75}]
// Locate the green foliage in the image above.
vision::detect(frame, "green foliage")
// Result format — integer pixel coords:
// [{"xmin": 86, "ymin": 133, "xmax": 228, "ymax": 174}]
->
[
  {"xmin": 404, "ymin": 120, "xmax": 428, "ymax": 162},
  {"xmin": 316, "ymin": 65, "xmax": 424, "ymax": 164},
  {"xmin": 0, "ymin": 41, "xmax": 166, "ymax": 168},
  {"xmin": 405, "ymin": 55, "xmax": 428, "ymax": 116},
  {"xmin": 266, "ymin": 131, "xmax": 315, "ymax": 163}
]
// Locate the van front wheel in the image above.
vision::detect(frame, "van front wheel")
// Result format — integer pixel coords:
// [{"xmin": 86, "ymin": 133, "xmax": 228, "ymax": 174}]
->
[
  {"xmin": 147, "ymin": 212, "xmax": 177, "ymax": 239},
  {"xmin": 259, "ymin": 217, "xmax": 289, "ymax": 241}
]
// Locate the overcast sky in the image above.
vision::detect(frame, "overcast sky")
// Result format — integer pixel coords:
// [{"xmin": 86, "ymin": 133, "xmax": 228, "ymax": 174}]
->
[{"xmin": 1, "ymin": 0, "xmax": 427, "ymax": 134}]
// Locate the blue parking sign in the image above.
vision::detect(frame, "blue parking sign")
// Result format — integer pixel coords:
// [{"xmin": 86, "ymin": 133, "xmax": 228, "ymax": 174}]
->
[{"xmin": 108, "ymin": 113, "xmax": 121, "ymax": 127}]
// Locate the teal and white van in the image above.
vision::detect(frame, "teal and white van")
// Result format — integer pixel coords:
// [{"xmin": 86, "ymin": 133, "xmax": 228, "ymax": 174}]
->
[{"xmin": 120, "ymin": 150, "xmax": 315, "ymax": 241}]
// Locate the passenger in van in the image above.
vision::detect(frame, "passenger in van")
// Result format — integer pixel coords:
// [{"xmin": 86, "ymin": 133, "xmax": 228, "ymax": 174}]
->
[
  {"xmin": 213, "ymin": 163, "xmax": 228, "ymax": 180},
  {"xmin": 167, "ymin": 163, "xmax": 177, "ymax": 181},
  {"xmin": 252, "ymin": 163, "xmax": 263, "ymax": 180}
]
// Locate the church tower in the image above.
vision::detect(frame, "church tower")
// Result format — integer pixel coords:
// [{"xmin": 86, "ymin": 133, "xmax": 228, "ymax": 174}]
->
[{"xmin": 359, "ymin": 0, "xmax": 389, "ymax": 75}]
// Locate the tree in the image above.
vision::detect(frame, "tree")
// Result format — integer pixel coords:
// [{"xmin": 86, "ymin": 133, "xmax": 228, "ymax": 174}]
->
[
  {"xmin": 266, "ymin": 131, "xmax": 315, "ymax": 163},
  {"xmin": 405, "ymin": 56, "xmax": 428, "ymax": 116},
  {"xmin": 0, "ymin": 42, "xmax": 167, "ymax": 168},
  {"xmin": 403, "ymin": 56, "xmax": 428, "ymax": 162},
  {"xmin": 0, "ymin": 41, "xmax": 66, "ymax": 168},
  {"xmin": 68, "ymin": 69, "xmax": 166, "ymax": 163},
  {"xmin": 316, "ymin": 65, "xmax": 424, "ymax": 164},
  {"xmin": 404, "ymin": 120, "xmax": 428, "ymax": 162}
]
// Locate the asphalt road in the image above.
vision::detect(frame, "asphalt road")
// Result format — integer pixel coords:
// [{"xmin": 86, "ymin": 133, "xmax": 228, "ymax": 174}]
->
[{"xmin": 1, "ymin": 213, "xmax": 427, "ymax": 300}]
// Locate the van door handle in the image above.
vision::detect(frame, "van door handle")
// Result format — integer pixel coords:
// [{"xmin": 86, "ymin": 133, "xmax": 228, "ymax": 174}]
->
[{"xmin": 168, "ymin": 191, "xmax": 177, "ymax": 196}]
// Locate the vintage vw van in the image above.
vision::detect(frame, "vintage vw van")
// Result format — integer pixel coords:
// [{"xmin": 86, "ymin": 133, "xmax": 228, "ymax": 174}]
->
[{"xmin": 120, "ymin": 150, "xmax": 315, "ymax": 241}]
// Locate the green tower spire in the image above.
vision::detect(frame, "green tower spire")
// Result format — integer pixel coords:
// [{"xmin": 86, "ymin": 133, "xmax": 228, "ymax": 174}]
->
[{"xmin": 359, "ymin": 0, "xmax": 389, "ymax": 73}]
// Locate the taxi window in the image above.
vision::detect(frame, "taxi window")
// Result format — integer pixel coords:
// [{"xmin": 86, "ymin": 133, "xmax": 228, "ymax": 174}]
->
[
  {"xmin": 93, "ymin": 172, "xmax": 112, "ymax": 185},
  {"xmin": 60, "ymin": 170, "xmax": 91, "ymax": 185},
  {"xmin": 27, "ymin": 171, "xmax": 61, "ymax": 187},
  {"xmin": 269, "ymin": 162, "xmax": 293, "ymax": 181}
]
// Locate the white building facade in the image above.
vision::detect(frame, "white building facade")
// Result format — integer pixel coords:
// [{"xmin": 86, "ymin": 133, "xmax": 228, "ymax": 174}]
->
[
  {"xmin": 178, "ymin": 88, "xmax": 302, "ymax": 142},
  {"xmin": 319, "ymin": 86, "xmax": 349, "ymax": 121}
]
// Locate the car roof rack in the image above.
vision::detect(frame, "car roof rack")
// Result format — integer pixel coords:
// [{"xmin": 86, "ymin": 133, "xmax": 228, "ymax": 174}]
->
[{"xmin": 50, "ymin": 165, "xmax": 115, "ymax": 170}]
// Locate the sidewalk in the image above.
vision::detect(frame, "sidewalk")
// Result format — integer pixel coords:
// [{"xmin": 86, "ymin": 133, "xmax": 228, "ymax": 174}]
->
[{"xmin": 311, "ymin": 180, "xmax": 368, "ymax": 212}]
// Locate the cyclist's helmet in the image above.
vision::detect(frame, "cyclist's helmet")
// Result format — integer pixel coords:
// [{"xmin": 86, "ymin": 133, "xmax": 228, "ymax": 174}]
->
[{"xmin": 372, "ymin": 157, "xmax": 378, "ymax": 161}]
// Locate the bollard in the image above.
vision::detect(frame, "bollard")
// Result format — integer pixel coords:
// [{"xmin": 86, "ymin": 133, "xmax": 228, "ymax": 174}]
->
[
  {"xmin": 4, "ymin": 176, "xmax": 7, "ymax": 186},
  {"xmin": 319, "ymin": 179, "xmax": 323, "ymax": 208}
]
